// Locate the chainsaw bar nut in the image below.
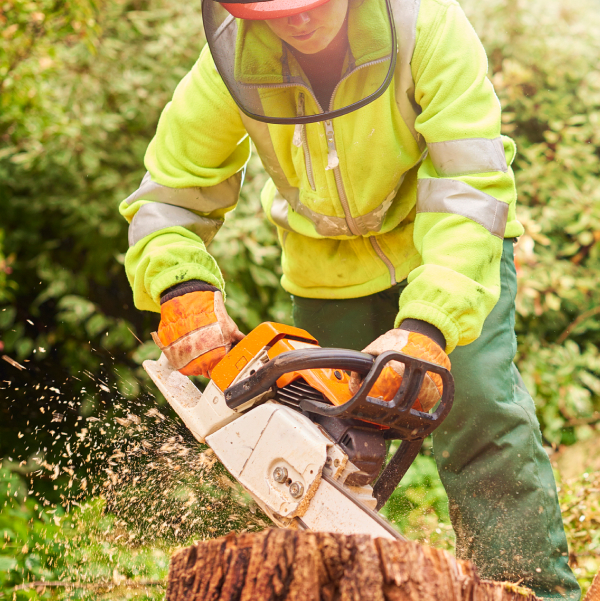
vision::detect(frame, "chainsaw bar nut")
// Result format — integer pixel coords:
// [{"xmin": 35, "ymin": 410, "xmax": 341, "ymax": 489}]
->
[
  {"xmin": 289, "ymin": 482, "xmax": 304, "ymax": 499},
  {"xmin": 273, "ymin": 466, "xmax": 288, "ymax": 483}
]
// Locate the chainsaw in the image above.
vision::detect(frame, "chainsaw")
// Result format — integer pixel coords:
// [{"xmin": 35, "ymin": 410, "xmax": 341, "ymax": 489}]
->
[{"xmin": 143, "ymin": 322, "xmax": 454, "ymax": 541}]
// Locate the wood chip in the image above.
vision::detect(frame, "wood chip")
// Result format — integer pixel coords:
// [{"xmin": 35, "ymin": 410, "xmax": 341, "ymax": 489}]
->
[{"xmin": 2, "ymin": 354, "xmax": 26, "ymax": 370}]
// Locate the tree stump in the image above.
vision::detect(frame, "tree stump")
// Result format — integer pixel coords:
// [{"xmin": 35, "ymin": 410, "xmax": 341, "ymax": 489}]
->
[
  {"xmin": 166, "ymin": 529, "xmax": 541, "ymax": 601},
  {"xmin": 585, "ymin": 570, "xmax": 600, "ymax": 601}
]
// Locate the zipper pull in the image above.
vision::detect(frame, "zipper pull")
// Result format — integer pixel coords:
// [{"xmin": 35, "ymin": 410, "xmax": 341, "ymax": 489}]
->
[
  {"xmin": 293, "ymin": 93, "xmax": 305, "ymax": 147},
  {"xmin": 324, "ymin": 120, "xmax": 339, "ymax": 170}
]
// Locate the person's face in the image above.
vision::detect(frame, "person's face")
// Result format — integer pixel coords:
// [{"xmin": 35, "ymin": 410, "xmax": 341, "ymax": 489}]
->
[{"xmin": 265, "ymin": 0, "xmax": 349, "ymax": 55}]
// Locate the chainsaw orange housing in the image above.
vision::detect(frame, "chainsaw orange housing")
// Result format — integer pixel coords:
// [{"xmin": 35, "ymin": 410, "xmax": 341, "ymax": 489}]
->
[
  {"xmin": 211, "ymin": 322, "xmax": 354, "ymax": 406},
  {"xmin": 211, "ymin": 322, "xmax": 425, "ymax": 415}
]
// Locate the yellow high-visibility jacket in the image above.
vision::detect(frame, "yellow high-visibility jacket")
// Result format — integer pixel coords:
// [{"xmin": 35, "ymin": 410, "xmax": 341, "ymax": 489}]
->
[{"xmin": 120, "ymin": 0, "xmax": 523, "ymax": 353}]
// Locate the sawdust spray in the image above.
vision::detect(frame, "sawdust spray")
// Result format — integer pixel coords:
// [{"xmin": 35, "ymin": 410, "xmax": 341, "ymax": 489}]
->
[{"xmin": 2, "ymin": 365, "xmax": 269, "ymax": 593}]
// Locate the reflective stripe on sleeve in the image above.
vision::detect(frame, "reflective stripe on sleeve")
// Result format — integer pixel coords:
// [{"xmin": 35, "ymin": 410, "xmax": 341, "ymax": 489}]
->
[
  {"xmin": 128, "ymin": 203, "xmax": 223, "ymax": 247},
  {"xmin": 417, "ymin": 178, "xmax": 508, "ymax": 238},
  {"xmin": 269, "ymin": 193, "xmax": 291, "ymax": 230},
  {"xmin": 125, "ymin": 171, "xmax": 243, "ymax": 213},
  {"xmin": 428, "ymin": 137, "xmax": 508, "ymax": 177}
]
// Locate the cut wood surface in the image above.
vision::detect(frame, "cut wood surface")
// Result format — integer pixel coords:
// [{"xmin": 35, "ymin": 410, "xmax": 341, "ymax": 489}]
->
[{"xmin": 166, "ymin": 529, "xmax": 540, "ymax": 601}]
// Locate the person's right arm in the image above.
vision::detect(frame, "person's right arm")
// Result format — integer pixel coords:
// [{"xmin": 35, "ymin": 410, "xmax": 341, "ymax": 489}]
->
[{"xmin": 119, "ymin": 44, "xmax": 251, "ymax": 314}]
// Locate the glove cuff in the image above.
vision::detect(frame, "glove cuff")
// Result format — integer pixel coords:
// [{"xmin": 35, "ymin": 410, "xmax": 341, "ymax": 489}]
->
[
  {"xmin": 398, "ymin": 318, "xmax": 446, "ymax": 350},
  {"xmin": 160, "ymin": 280, "xmax": 219, "ymax": 304}
]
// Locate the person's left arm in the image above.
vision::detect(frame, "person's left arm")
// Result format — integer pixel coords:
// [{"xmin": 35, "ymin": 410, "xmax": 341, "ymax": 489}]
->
[{"xmin": 395, "ymin": 0, "xmax": 523, "ymax": 354}]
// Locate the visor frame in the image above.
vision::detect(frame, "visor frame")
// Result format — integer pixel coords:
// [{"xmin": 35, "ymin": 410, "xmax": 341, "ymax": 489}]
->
[{"xmin": 203, "ymin": 0, "xmax": 398, "ymax": 125}]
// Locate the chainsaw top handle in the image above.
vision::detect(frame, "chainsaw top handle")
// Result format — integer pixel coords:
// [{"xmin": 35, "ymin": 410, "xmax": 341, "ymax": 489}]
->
[{"xmin": 224, "ymin": 348, "xmax": 454, "ymax": 441}]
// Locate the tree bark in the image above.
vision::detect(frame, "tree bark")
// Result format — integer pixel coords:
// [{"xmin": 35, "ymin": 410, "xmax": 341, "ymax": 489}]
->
[
  {"xmin": 584, "ymin": 570, "xmax": 600, "ymax": 601},
  {"xmin": 166, "ymin": 529, "xmax": 540, "ymax": 601}
]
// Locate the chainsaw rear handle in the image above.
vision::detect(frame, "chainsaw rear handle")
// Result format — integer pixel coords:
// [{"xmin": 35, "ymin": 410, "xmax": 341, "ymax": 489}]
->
[{"xmin": 224, "ymin": 348, "xmax": 454, "ymax": 440}]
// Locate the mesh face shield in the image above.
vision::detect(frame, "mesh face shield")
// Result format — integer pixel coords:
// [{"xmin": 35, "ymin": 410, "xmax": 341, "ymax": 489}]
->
[{"xmin": 203, "ymin": 0, "xmax": 397, "ymax": 124}]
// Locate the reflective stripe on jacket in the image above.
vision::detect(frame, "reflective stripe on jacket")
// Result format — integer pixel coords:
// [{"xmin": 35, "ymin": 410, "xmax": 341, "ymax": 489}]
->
[{"xmin": 119, "ymin": 0, "xmax": 524, "ymax": 353}]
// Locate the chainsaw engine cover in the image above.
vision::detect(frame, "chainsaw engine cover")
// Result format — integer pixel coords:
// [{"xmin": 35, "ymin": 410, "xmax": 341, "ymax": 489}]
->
[{"xmin": 206, "ymin": 401, "xmax": 330, "ymax": 518}]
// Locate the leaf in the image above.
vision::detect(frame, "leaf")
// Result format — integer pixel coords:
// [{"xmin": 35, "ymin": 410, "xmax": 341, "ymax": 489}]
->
[
  {"xmin": 0, "ymin": 555, "xmax": 18, "ymax": 571},
  {"xmin": 0, "ymin": 306, "xmax": 17, "ymax": 329},
  {"xmin": 57, "ymin": 296, "xmax": 96, "ymax": 323},
  {"xmin": 131, "ymin": 341, "xmax": 161, "ymax": 364}
]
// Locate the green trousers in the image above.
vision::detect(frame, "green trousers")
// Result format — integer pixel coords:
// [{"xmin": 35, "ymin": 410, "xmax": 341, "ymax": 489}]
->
[{"xmin": 292, "ymin": 239, "xmax": 579, "ymax": 600}]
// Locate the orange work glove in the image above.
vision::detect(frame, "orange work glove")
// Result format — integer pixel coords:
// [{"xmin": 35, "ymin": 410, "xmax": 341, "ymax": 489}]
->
[
  {"xmin": 151, "ymin": 287, "xmax": 244, "ymax": 378},
  {"xmin": 349, "ymin": 329, "xmax": 450, "ymax": 411}
]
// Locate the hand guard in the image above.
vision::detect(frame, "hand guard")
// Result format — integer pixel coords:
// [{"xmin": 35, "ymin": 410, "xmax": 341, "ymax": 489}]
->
[
  {"xmin": 349, "ymin": 329, "xmax": 451, "ymax": 411},
  {"xmin": 152, "ymin": 290, "xmax": 244, "ymax": 378}
]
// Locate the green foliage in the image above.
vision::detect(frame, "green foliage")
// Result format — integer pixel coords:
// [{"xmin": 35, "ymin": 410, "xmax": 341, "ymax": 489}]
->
[
  {"xmin": 0, "ymin": 230, "xmax": 16, "ymax": 304},
  {"xmin": 2, "ymin": 0, "xmax": 598, "ymax": 457},
  {"xmin": 1, "ymin": 0, "xmax": 207, "ymax": 461},
  {"xmin": 211, "ymin": 154, "xmax": 293, "ymax": 330},
  {"xmin": 461, "ymin": 0, "xmax": 600, "ymax": 444},
  {"xmin": 556, "ymin": 470, "xmax": 600, "ymax": 594},
  {"xmin": 0, "ymin": 0, "xmax": 101, "ymax": 139},
  {"xmin": 0, "ymin": 0, "xmax": 290, "ymax": 464},
  {"xmin": 0, "ymin": 463, "xmax": 170, "ymax": 600},
  {"xmin": 1, "ymin": 464, "xmax": 61, "ymax": 592}
]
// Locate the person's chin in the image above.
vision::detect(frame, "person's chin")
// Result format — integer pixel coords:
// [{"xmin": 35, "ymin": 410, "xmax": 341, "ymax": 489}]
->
[{"xmin": 289, "ymin": 38, "xmax": 331, "ymax": 55}]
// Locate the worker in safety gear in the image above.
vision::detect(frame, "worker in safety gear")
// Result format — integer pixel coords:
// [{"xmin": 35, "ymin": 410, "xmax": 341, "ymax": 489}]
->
[{"xmin": 120, "ymin": 0, "xmax": 580, "ymax": 597}]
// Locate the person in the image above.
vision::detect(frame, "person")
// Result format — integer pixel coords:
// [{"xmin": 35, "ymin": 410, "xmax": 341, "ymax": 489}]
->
[{"xmin": 119, "ymin": 0, "xmax": 580, "ymax": 597}]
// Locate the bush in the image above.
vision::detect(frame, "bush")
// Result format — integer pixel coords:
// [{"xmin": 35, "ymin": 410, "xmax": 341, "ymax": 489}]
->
[
  {"xmin": 0, "ymin": 0, "xmax": 290, "ymax": 465},
  {"xmin": 461, "ymin": 0, "xmax": 600, "ymax": 444},
  {"xmin": 0, "ymin": 462, "xmax": 171, "ymax": 600},
  {"xmin": 2, "ymin": 0, "xmax": 599, "ymax": 454}
]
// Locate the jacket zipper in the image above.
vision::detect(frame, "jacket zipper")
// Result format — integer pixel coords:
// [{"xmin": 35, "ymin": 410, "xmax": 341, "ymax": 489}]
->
[
  {"xmin": 324, "ymin": 57, "xmax": 398, "ymax": 284},
  {"xmin": 301, "ymin": 124, "xmax": 316, "ymax": 190},
  {"xmin": 370, "ymin": 236, "xmax": 397, "ymax": 285},
  {"xmin": 324, "ymin": 119, "xmax": 359, "ymax": 236},
  {"xmin": 327, "ymin": 120, "xmax": 397, "ymax": 284},
  {"xmin": 293, "ymin": 94, "xmax": 316, "ymax": 191},
  {"xmin": 248, "ymin": 56, "xmax": 398, "ymax": 286}
]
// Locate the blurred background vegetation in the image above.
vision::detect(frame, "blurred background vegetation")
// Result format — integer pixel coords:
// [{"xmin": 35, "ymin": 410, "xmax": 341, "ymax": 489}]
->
[{"xmin": 1, "ymin": 0, "xmax": 600, "ymax": 597}]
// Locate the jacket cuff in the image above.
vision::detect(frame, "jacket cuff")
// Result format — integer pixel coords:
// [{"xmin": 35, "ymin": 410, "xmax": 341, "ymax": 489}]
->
[
  {"xmin": 160, "ymin": 280, "xmax": 219, "ymax": 304},
  {"xmin": 395, "ymin": 301, "xmax": 460, "ymax": 353},
  {"xmin": 398, "ymin": 318, "xmax": 446, "ymax": 350}
]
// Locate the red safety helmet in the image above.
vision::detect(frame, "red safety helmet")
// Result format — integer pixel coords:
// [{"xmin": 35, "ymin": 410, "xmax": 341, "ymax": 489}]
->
[{"xmin": 221, "ymin": 0, "xmax": 331, "ymax": 20}]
